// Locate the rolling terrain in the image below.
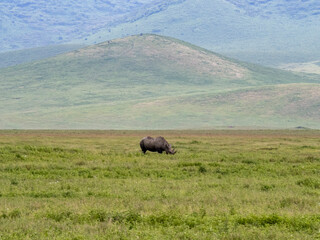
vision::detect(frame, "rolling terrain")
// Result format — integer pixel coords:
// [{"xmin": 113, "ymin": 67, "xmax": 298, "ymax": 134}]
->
[{"xmin": 0, "ymin": 34, "xmax": 319, "ymax": 129}]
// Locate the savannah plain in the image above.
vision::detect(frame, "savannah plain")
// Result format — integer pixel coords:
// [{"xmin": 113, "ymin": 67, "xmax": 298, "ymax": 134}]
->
[{"xmin": 0, "ymin": 130, "xmax": 319, "ymax": 239}]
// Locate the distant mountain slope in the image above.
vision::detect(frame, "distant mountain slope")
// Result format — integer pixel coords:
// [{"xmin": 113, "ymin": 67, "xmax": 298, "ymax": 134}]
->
[
  {"xmin": 225, "ymin": 0, "xmax": 320, "ymax": 18},
  {"xmin": 0, "ymin": 34, "xmax": 319, "ymax": 129},
  {"xmin": 82, "ymin": 0, "xmax": 320, "ymax": 66},
  {"xmin": 0, "ymin": 0, "xmax": 184, "ymax": 52},
  {"xmin": 1, "ymin": 0, "xmax": 320, "ymax": 66},
  {"xmin": 279, "ymin": 61, "xmax": 320, "ymax": 75}
]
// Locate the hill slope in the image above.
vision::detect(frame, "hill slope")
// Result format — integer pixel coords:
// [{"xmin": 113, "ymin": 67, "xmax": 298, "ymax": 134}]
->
[{"xmin": 0, "ymin": 34, "xmax": 319, "ymax": 129}]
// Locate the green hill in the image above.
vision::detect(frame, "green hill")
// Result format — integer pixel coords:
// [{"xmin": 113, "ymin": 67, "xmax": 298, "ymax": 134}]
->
[{"xmin": 0, "ymin": 34, "xmax": 319, "ymax": 129}]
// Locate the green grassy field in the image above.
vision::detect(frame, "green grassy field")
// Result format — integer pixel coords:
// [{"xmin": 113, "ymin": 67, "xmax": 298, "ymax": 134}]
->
[{"xmin": 0, "ymin": 130, "xmax": 319, "ymax": 239}]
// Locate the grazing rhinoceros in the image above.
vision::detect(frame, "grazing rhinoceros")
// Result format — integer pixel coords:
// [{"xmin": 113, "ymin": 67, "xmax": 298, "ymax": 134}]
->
[{"xmin": 140, "ymin": 136, "xmax": 176, "ymax": 154}]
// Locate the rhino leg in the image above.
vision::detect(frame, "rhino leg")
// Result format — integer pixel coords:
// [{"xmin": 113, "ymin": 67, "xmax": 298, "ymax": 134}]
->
[
  {"xmin": 140, "ymin": 146, "xmax": 147, "ymax": 154},
  {"xmin": 158, "ymin": 150, "xmax": 163, "ymax": 154},
  {"xmin": 140, "ymin": 141, "xmax": 147, "ymax": 154}
]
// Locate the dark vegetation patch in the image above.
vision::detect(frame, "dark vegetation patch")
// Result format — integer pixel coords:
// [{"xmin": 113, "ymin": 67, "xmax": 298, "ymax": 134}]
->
[
  {"xmin": 259, "ymin": 147, "xmax": 278, "ymax": 150},
  {"xmin": 28, "ymin": 192, "xmax": 60, "ymax": 198},
  {"xmin": 304, "ymin": 156, "xmax": 319, "ymax": 162},
  {"xmin": 1, "ymin": 209, "xmax": 21, "ymax": 220},
  {"xmin": 178, "ymin": 162, "xmax": 202, "ymax": 167},
  {"xmin": 42, "ymin": 210, "xmax": 320, "ymax": 233},
  {"xmin": 242, "ymin": 159, "xmax": 257, "ymax": 164},
  {"xmin": 296, "ymin": 178, "xmax": 320, "ymax": 189},
  {"xmin": 260, "ymin": 184, "xmax": 275, "ymax": 192},
  {"xmin": 0, "ymin": 145, "xmax": 83, "ymax": 155},
  {"xmin": 10, "ymin": 179, "xmax": 19, "ymax": 185},
  {"xmin": 43, "ymin": 210, "xmax": 208, "ymax": 228},
  {"xmin": 198, "ymin": 166, "xmax": 207, "ymax": 173},
  {"xmin": 299, "ymin": 145, "xmax": 317, "ymax": 149},
  {"xmin": 279, "ymin": 197, "xmax": 310, "ymax": 209},
  {"xmin": 236, "ymin": 214, "xmax": 319, "ymax": 232}
]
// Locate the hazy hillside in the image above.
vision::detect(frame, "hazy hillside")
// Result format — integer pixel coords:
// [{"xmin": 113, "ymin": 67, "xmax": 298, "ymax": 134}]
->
[
  {"xmin": 90, "ymin": 0, "xmax": 320, "ymax": 66},
  {"xmin": 0, "ymin": 44, "xmax": 83, "ymax": 69},
  {"xmin": 0, "ymin": 34, "xmax": 319, "ymax": 129},
  {"xmin": 1, "ymin": 0, "xmax": 320, "ymax": 66},
  {"xmin": 225, "ymin": 0, "xmax": 320, "ymax": 18},
  {"xmin": 280, "ymin": 61, "xmax": 320, "ymax": 75},
  {"xmin": 0, "ymin": 0, "xmax": 183, "ymax": 52}
]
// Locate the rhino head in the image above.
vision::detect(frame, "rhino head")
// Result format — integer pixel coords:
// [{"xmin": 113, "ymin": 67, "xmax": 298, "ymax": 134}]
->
[{"xmin": 168, "ymin": 144, "xmax": 176, "ymax": 154}]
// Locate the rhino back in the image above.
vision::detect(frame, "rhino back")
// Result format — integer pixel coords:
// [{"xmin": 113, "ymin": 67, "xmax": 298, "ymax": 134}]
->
[
  {"xmin": 141, "ymin": 137, "xmax": 157, "ymax": 151},
  {"xmin": 155, "ymin": 136, "xmax": 169, "ymax": 149}
]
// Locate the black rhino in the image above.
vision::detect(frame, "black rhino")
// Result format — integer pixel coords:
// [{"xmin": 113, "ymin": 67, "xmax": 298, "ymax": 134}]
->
[{"xmin": 140, "ymin": 136, "xmax": 176, "ymax": 154}]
